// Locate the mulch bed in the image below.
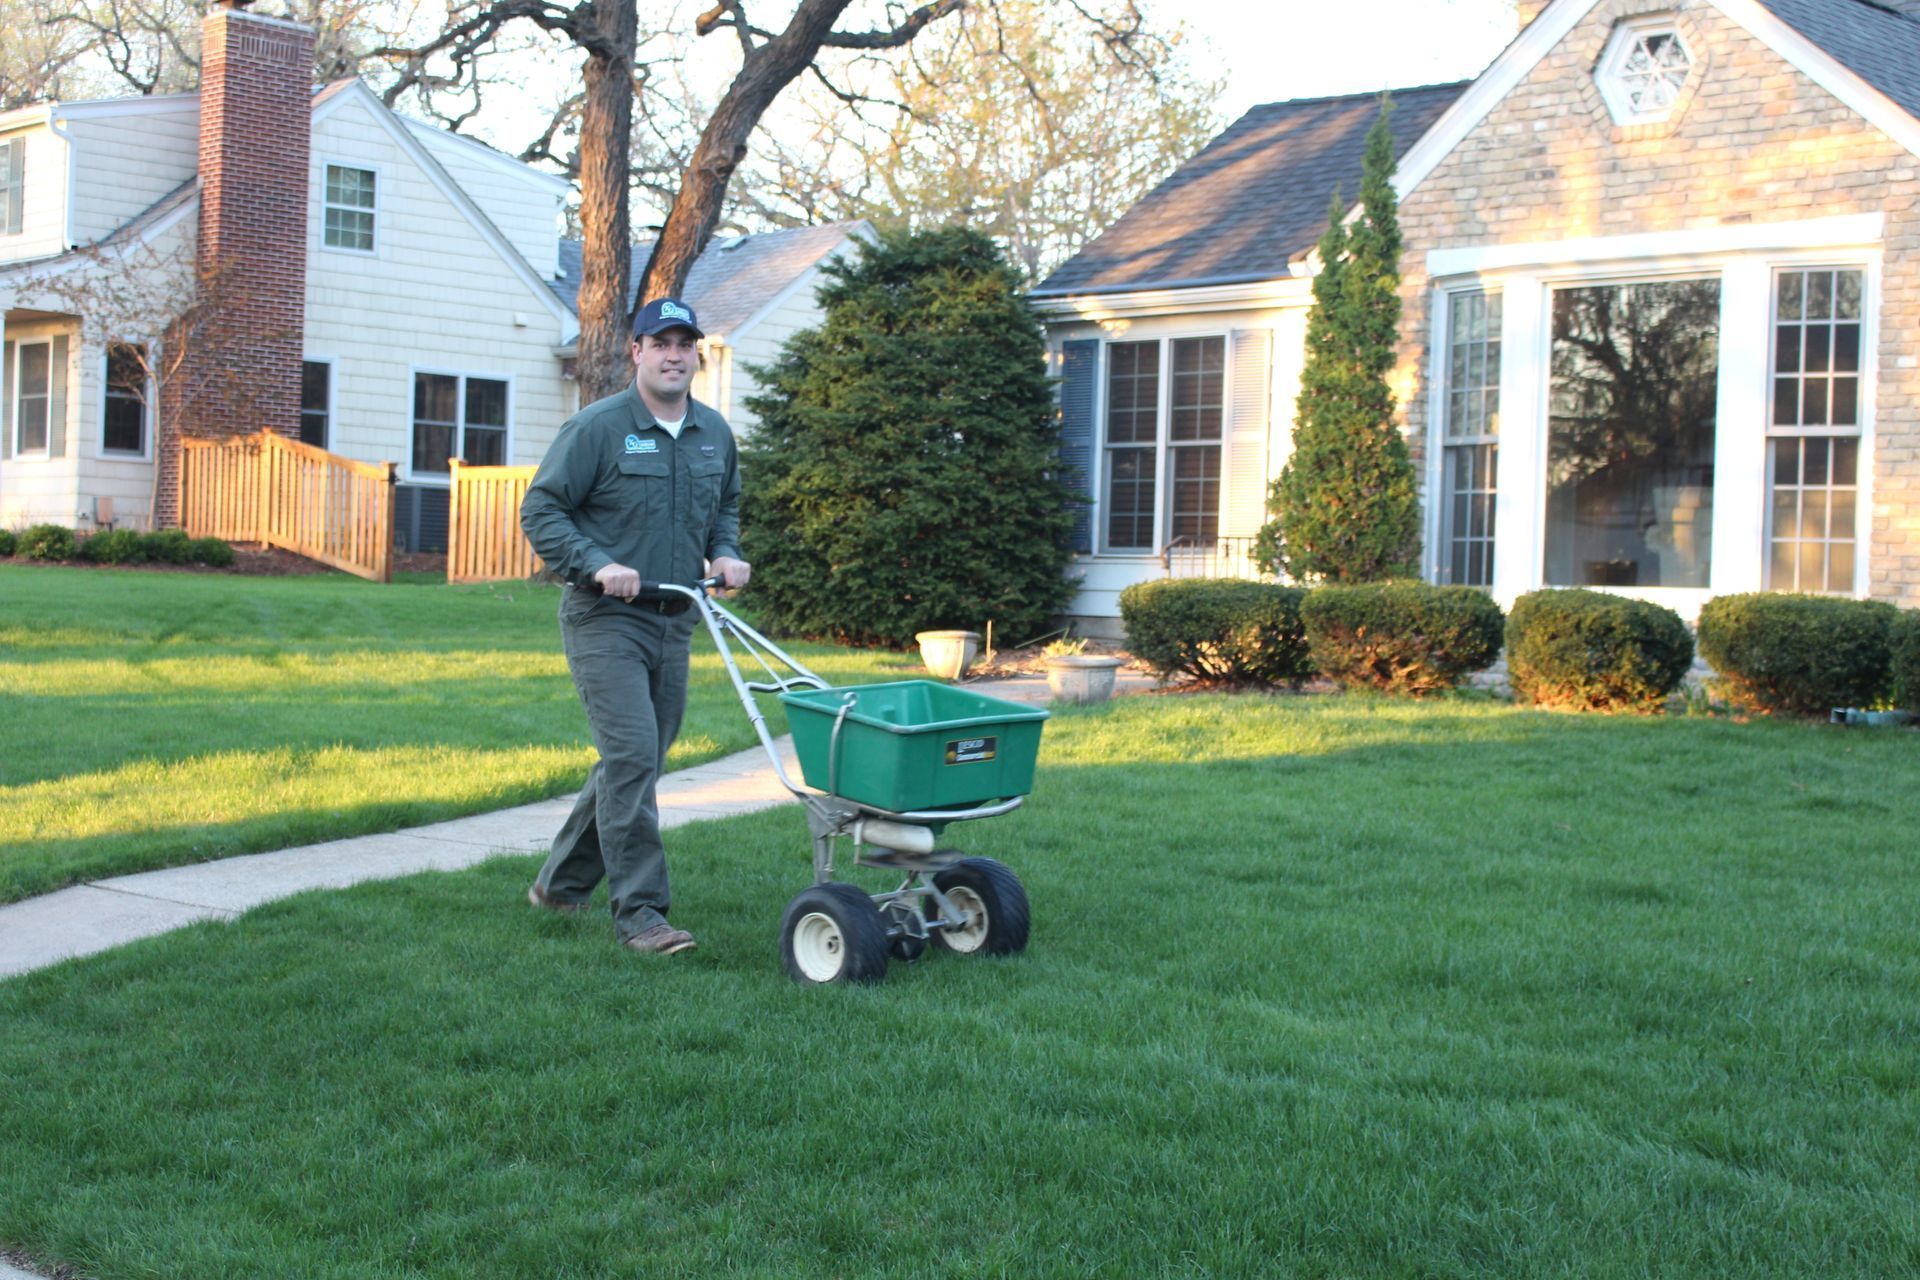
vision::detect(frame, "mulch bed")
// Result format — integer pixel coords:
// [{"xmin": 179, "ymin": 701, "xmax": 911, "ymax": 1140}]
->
[{"xmin": 1, "ymin": 545, "xmax": 448, "ymax": 577}]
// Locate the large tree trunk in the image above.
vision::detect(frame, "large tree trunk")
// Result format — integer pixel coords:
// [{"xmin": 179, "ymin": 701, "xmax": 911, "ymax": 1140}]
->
[
  {"xmin": 575, "ymin": 0, "xmax": 638, "ymax": 405},
  {"xmin": 637, "ymin": 0, "xmax": 855, "ymax": 303}
]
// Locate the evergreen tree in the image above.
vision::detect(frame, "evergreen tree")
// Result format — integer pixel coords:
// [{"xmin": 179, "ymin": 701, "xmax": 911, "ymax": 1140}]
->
[
  {"xmin": 1254, "ymin": 97, "xmax": 1421, "ymax": 583},
  {"xmin": 740, "ymin": 226, "xmax": 1077, "ymax": 648}
]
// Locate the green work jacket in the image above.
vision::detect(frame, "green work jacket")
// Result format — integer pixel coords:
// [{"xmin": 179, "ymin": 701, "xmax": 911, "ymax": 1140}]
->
[{"xmin": 520, "ymin": 384, "xmax": 742, "ymax": 589}]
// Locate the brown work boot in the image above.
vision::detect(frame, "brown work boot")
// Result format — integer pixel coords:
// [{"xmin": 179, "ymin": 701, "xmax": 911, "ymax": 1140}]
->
[
  {"xmin": 527, "ymin": 883, "xmax": 590, "ymax": 914},
  {"xmin": 625, "ymin": 923, "xmax": 697, "ymax": 955}
]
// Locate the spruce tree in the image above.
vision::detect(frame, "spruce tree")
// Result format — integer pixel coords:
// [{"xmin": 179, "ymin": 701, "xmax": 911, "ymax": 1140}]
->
[
  {"xmin": 1254, "ymin": 97, "xmax": 1421, "ymax": 583},
  {"xmin": 740, "ymin": 226, "xmax": 1077, "ymax": 647}
]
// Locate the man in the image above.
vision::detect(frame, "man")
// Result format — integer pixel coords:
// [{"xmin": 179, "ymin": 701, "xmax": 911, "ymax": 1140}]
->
[{"xmin": 519, "ymin": 298, "xmax": 751, "ymax": 955}]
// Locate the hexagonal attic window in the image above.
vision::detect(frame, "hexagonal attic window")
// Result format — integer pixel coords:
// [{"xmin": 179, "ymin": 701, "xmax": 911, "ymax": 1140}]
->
[{"xmin": 1597, "ymin": 19, "xmax": 1694, "ymax": 125}]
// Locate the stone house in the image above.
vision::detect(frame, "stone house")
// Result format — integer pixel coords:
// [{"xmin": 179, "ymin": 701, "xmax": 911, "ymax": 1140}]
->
[
  {"xmin": 0, "ymin": 0, "xmax": 863, "ymax": 552},
  {"xmin": 1036, "ymin": 0, "xmax": 1920, "ymax": 624}
]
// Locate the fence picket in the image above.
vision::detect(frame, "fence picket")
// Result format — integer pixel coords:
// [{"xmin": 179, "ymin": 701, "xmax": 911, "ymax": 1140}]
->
[{"xmin": 447, "ymin": 463, "xmax": 541, "ymax": 583}]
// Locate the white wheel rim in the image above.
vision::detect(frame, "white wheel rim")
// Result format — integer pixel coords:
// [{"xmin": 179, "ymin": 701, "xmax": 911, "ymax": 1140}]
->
[
  {"xmin": 792, "ymin": 911, "xmax": 847, "ymax": 982},
  {"xmin": 941, "ymin": 886, "xmax": 989, "ymax": 953}
]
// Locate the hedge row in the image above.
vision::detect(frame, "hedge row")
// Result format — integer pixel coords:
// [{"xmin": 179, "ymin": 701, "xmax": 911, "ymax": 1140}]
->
[
  {"xmin": 1119, "ymin": 579, "xmax": 1504, "ymax": 698},
  {"xmin": 1121, "ymin": 581, "xmax": 1920, "ymax": 716},
  {"xmin": 3, "ymin": 524, "xmax": 234, "ymax": 568}
]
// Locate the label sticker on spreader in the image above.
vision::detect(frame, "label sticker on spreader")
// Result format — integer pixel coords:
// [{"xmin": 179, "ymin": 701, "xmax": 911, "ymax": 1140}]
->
[{"xmin": 945, "ymin": 736, "xmax": 997, "ymax": 765}]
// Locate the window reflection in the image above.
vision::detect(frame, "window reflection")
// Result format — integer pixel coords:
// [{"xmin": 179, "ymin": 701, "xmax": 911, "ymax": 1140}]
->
[{"xmin": 1545, "ymin": 279, "xmax": 1720, "ymax": 588}]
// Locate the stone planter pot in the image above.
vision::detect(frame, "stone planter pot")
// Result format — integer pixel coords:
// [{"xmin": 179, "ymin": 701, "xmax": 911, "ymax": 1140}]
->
[
  {"xmin": 1046, "ymin": 654, "xmax": 1125, "ymax": 705},
  {"xmin": 915, "ymin": 630, "xmax": 981, "ymax": 681}
]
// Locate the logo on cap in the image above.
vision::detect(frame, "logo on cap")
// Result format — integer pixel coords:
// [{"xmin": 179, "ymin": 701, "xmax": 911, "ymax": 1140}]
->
[{"xmin": 660, "ymin": 301, "xmax": 692, "ymax": 323}]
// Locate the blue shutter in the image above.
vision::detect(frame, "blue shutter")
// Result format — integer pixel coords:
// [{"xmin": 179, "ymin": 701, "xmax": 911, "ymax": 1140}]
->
[
  {"xmin": 48, "ymin": 333, "xmax": 67, "ymax": 458},
  {"xmin": 2, "ymin": 340, "xmax": 13, "ymax": 460},
  {"xmin": 1057, "ymin": 339, "xmax": 1098, "ymax": 554}
]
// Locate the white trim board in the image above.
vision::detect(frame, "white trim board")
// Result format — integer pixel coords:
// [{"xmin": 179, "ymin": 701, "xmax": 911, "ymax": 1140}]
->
[
  {"xmin": 1427, "ymin": 212, "xmax": 1885, "ymax": 277},
  {"xmin": 1030, "ymin": 277, "xmax": 1314, "ymax": 321}
]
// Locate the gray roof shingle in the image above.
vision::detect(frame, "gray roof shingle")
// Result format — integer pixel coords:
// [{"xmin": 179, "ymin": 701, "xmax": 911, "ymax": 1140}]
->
[
  {"xmin": 553, "ymin": 221, "xmax": 866, "ymax": 336},
  {"xmin": 1032, "ymin": 82, "xmax": 1468, "ymax": 297},
  {"xmin": 1756, "ymin": 0, "xmax": 1920, "ymax": 120}
]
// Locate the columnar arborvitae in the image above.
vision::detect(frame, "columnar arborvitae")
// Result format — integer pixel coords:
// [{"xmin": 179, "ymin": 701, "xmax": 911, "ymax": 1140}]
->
[
  {"xmin": 740, "ymin": 226, "xmax": 1077, "ymax": 647},
  {"xmin": 1254, "ymin": 97, "xmax": 1421, "ymax": 583}
]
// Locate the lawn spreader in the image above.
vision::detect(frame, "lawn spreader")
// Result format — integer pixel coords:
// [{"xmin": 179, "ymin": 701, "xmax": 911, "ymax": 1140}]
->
[{"xmin": 661, "ymin": 576, "xmax": 1048, "ymax": 984}]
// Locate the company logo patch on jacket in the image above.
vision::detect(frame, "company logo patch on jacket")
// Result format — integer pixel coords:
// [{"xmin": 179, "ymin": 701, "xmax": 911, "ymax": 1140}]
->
[
  {"xmin": 700, "ymin": 444, "xmax": 716, "ymax": 456},
  {"xmin": 624, "ymin": 434, "xmax": 658, "ymax": 454}
]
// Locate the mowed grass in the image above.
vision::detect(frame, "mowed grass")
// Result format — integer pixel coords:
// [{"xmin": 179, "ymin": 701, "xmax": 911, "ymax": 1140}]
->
[
  {"xmin": 2, "ymin": 695, "xmax": 1916, "ymax": 1277},
  {"xmin": 0, "ymin": 564, "xmax": 906, "ymax": 902}
]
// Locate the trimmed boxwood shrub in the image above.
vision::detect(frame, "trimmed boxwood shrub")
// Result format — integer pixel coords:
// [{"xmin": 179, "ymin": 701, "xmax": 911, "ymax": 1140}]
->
[
  {"xmin": 137, "ymin": 529, "xmax": 197, "ymax": 565},
  {"xmin": 1301, "ymin": 582, "xmax": 1504, "ymax": 696},
  {"xmin": 17, "ymin": 523, "xmax": 76, "ymax": 561},
  {"xmin": 1697, "ymin": 592, "xmax": 1896, "ymax": 715},
  {"xmin": 78, "ymin": 528, "xmax": 148, "ymax": 565},
  {"xmin": 191, "ymin": 536, "xmax": 236, "ymax": 568},
  {"xmin": 0, "ymin": 529, "xmax": 14, "ymax": 557},
  {"xmin": 1505, "ymin": 589, "xmax": 1693, "ymax": 713},
  {"xmin": 1885, "ymin": 608, "xmax": 1919, "ymax": 713},
  {"xmin": 1118, "ymin": 578, "xmax": 1312, "ymax": 687}
]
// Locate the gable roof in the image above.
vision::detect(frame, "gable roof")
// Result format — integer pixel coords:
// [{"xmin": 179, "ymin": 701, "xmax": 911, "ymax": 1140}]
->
[
  {"xmin": 1755, "ymin": 0, "xmax": 1920, "ymax": 118},
  {"xmin": 553, "ymin": 220, "xmax": 867, "ymax": 336},
  {"xmin": 1031, "ymin": 82, "xmax": 1467, "ymax": 298}
]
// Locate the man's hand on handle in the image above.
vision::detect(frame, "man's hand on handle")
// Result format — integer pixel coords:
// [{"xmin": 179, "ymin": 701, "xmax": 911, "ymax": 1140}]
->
[
  {"xmin": 591, "ymin": 558, "xmax": 749, "ymax": 601},
  {"xmin": 708, "ymin": 556, "xmax": 751, "ymax": 594},
  {"xmin": 592, "ymin": 562, "xmax": 642, "ymax": 601}
]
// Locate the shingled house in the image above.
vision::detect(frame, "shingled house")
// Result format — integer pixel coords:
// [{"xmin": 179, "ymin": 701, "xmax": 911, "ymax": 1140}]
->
[{"xmin": 1037, "ymin": 0, "xmax": 1920, "ymax": 625}]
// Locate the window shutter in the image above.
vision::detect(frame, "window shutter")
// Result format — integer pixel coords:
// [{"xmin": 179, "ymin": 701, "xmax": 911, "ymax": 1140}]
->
[
  {"xmin": 1221, "ymin": 328, "xmax": 1273, "ymax": 539},
  {"xmin": 48, "ymin": 334, "xmax": 68, "ymax": 458},
  {"xmin": 2, "ymin": 140, "xmax": 21, "ymax": 235},
  {"xmin": 1057, "ymin": 339, "xmax": 1099, "ymax": 555},
  {"xmin": 2, "ymin": 340, "xmax": 13, "ymax": 459}
]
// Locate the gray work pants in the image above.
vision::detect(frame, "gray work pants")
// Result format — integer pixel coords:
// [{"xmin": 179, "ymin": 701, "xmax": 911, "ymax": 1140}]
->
[{"xmin": 535, "ymin": 588, "xmax": 697, "ymax": 940}]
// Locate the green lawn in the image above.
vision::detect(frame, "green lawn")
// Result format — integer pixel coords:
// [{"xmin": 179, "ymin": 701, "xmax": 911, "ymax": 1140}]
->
[
  {"xmin": 2, "ymin": 695, "xmax": 1915, "ymax": 1277},
  {"xmin": 0, "ymin": 564, "xmax": 906, "ymax": 902}
]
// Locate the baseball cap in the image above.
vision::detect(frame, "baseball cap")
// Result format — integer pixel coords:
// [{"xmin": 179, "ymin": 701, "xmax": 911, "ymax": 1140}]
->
[{"xmin": 633, "ymin": 297, "xmax": 704, "ymax": 339}]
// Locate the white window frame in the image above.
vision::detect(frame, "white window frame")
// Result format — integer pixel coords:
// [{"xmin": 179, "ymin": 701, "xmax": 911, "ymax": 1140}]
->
[
  {"xmin": 98, "ymin": 342, "xmax": 153, "ymax": 460},
  {"xmin": 1763, "ymin": 263, "xmax": 1875, "ymax": 596},
  {"xmin": 11, "ymin": 338, "xmax": 52, "ymax": 459},
  {"xmin": 319, "ymin": 159, "xmax": 380, "ymax": 256},
  {"xmin": 405, "ymin": 366, "xmax": 515, "ymax": 485},
  {"xmin": 1595, "ymin": 16, "xmax": 1695, "ymax": 126},
  {"xmin": 300, "ymin": 356, "xmax": 335, "ymax": 451},
  {"xmin": 1094, "ymin": 330, "xmax": 1232, "ymax": 557}
]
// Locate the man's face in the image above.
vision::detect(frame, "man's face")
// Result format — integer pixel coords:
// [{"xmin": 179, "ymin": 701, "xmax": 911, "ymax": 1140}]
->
[{"xmin": 632, "ymin": 329, "xmax": 699, "ymax": 401}]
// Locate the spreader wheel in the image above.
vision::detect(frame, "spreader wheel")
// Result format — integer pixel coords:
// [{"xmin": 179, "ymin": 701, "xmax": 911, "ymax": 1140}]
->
[
  {"xmin": 930, "ymin": 857, "xmax": 1030, "ymax": 956},
  {"xmin": 780, "ymin": 882, "xmax": 890, "ymax": 984}
]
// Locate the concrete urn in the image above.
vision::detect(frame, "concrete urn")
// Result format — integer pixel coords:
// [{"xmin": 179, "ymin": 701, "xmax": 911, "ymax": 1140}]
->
[
  {"xmin": 1045, "ymin": 654, "xmax": 1125, "ymax": 705},
  {"xmin": 915, "ymin": 630, "xmax": 981, "ymax": 681}
]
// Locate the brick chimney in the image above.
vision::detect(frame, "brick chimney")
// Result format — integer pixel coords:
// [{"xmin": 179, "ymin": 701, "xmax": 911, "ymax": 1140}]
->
[{"xmin": 156, "ymin": 0, "xmax": 314, "ymax": 528}]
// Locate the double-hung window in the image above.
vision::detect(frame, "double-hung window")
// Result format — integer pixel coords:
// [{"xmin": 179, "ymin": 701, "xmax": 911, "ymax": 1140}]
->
[
  {"xmin": 0, "ymin": 136, "xmax": 23, "ymax": 236},
  {"xmin": 323, "ymin": 164, "xmax": 376, "ymax": 252},
  {"xmin": 1767, "ymin": 267, "xmax": 1864, "ymax": 593},
  {"xmin": 12, "ymin": 340, "xmax": 50, "ymax": 455},
  {"xmin": 1438, "ymin": 290, "xmax": 1501, "ymax": 586},
  {"xmin": 412, "ymin": 371, "xmax": 508, "ymax": 475},
  {"xmin": 301, "ymin": 361, "xmax": 331, "ymax": 449},
  {"xmin": 102, "ymin": 343, "xmax": 147, "ymax": 455},
  {"xmin": 1101, "ymin": 336, "xmax": 1224, "ymax": 553}
]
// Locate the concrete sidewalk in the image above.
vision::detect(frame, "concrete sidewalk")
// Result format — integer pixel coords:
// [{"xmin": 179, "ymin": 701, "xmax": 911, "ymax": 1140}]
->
[{"xmin": 0, "ymin": 671, "xmax": 1151, "ymax": 981}]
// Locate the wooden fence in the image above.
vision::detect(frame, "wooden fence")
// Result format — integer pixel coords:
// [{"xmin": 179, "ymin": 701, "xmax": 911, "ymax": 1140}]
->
[
  {"xmin": 181, "ymin": 432, "xmax": 396, "ymax": 582},
  {"xmin": 448, "ymin": 460, "xmax": 543, "ymax": 583}
]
